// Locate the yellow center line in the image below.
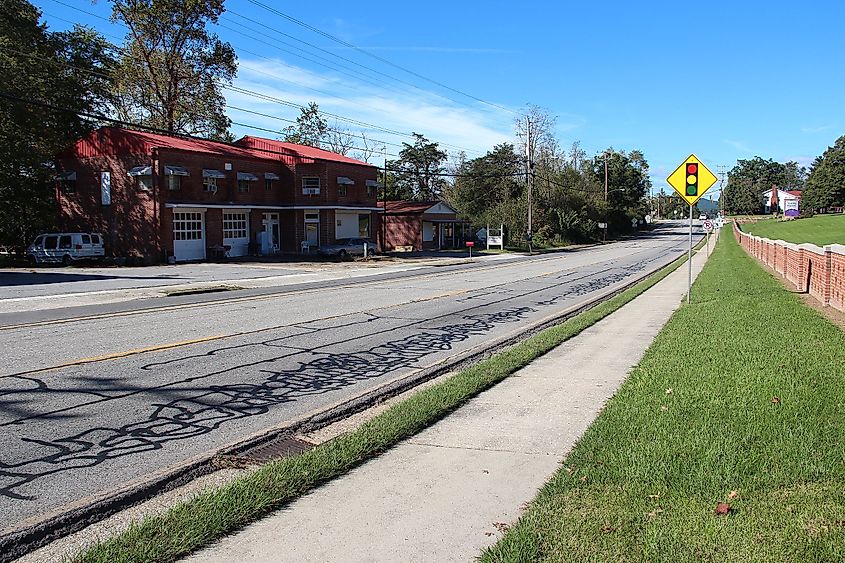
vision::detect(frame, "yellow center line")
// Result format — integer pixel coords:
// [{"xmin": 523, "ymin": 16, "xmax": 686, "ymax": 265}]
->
[
  {"xmin": 21, "ymin": 334, "xmax": 230, "ymax": 376},
  {"xmin": 9, "ymin": 287, "xmax": 475, "ymax": 377},
  {"xmin": 0, "ymin": 257, "xmax": 565, "ymax": 331}
]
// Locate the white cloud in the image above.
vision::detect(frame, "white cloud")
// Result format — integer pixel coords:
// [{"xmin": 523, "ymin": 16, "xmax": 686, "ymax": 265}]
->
[
  {"xmin": 225, "ymin": 56, "xmax": 543, "ymax": 157},
  {"xmin": 801, "ymin": 125, "xmax": 835, "ymax": 134}
]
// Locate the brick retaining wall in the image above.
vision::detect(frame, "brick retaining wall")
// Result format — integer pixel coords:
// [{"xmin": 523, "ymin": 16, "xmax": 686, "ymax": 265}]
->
[{"xmin": 734, "ymin": 222, "xmax": 845, "ymax": 313}]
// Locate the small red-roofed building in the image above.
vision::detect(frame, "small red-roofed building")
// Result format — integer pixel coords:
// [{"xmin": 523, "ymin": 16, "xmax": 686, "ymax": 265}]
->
[{"xmin": 377, "ymin": 200, "xmax": 470, "ymax": 251}]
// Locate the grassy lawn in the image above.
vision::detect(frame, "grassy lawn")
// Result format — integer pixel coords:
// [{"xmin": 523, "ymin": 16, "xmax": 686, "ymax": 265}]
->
[
  {"xmin": 483, "ymin": 230, "xmax": 845, "ymax": 562},
  {"xmin": 72, "ymin": 240, "xmax": 704, "ymax": 562},
  {"xmin": 743, "ymin": 214, "xmax": 845, "ymax": 246}
]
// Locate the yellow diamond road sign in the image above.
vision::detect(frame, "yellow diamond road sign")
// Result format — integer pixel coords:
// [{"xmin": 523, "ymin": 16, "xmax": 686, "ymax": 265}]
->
[{"xmin": 667, "ymin": 154, "xmax": 718, "ymax": 206}]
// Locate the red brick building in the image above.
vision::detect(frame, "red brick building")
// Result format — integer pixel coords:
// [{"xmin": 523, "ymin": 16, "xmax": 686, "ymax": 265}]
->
[
  {"xmin": 56, "ymin": 128, "xmax": 381, "ymax": 262},
  {"xmin": 377, "ymin": 200, "xmax": 470, "ymax": 251}
]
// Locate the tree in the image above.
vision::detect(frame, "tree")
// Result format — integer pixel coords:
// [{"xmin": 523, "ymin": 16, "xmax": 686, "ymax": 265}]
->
[
  {"xmin": 282, "ymin": 102, "xmax": 327, "ymax": 147},
  {"xmin": 385, "ymin": 133, "xmax": 448, "ymax": 200},
  {"xmin": 448, "ymin": 143, "xmax": 523, "ymax": 228},
  {"xmin": 110, "ymin": 0, "xmax": 236, "ymax": 140},
  {"xmin": 802, "ymin": 135, "xmax": 845, "ymax": 212},
  {"xmin": 351, "ymin": 131, "xmax": 385, "ymax": 165},
  {"xmin": 323, "ymin": 121, "xmax": 356, "ymax": 155},
  {"xmin": 587, "ymin": 148, "xmax": 651, "ymax": 232},
  {"xmin": 782, "ymin": 160, "xmax": 808, "ymax": 190},
  {"xmin": 0, "ymin": 0, "xmax": 114, "ymax": 246},
  {"xmin": 722, "ymin": 156, "xmax": 795, "ymax": 214}
]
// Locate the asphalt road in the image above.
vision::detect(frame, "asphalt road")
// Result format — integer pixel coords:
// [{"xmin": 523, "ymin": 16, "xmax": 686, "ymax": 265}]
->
[{"xmin": 0, "ymin": 223, "xmax": 702, "ymax": 539}]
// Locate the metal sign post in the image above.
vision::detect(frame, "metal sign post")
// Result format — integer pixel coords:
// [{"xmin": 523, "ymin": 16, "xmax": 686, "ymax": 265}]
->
[
  {"xmin": 703, "ymin": 219, "xmax": 713, "ymax": 255},
  {"xmin": 667, "ymin": 154, "xmax": 719, "ymax": 306},
  {"xmin": 688, "ymin": 204, "xmax": 693, "ymax": 304}
]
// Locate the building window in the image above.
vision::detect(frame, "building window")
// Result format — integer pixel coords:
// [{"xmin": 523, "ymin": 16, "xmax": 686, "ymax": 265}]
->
[
  {"xmin": 223, "ymin": 212, "xmax": 248, "ymax": 239},
  {"xmin": 137, "ymin": 176, "xmax": 153, "ymax": 191},
  {"xmin": 173, "ymin": 212, "xmax": 203, "ymax": 240},
  {"xmin": 358, "ymin": 214, "xmax": 370, "ymax": 238},
  {"xmin": 265, "ymin": 178, "xmax": 273, "ymax": 191},
  {"xmin": 203, "ymin": 176, "xmax": 217, "ymax": 192},
  {"xmin": 167, "ymin": 175, "xmax": 181, "ymax": 191},
  {"xmin": 238, "ymin": 179, "xmax": 250, "ymax": 193},
  {"xmin": 338, "ymin": 185, "xmax": 347, "ymax": 197},
  {"xmin": 367, "ymin": 185, "xmax": 376, "ymax": 198},
  {"xmin": 61, "ymin": 179, "xmax": 77, "ymax": 194},
  {"xmin": 302, "ymin": 177, "xmax": 320, "ymax": 195}
]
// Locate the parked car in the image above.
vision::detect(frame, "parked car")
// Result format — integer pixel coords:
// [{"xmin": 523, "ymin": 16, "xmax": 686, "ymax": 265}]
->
[
  {"xmin": 699, "ymin": 214, "xmax": 708, "ymax": 220},
  {"xmin": 27, "ymin": 233, "xmax": 105, "ymax": 265},
  {"xmin": 317, "ymin": 238, "xmax": 378, "ymax": 259}
]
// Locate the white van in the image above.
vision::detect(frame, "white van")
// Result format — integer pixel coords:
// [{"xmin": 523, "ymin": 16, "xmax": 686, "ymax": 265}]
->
[{"xmin": 27, "ymin": 233, "xmax": 105, "ymax": 265}]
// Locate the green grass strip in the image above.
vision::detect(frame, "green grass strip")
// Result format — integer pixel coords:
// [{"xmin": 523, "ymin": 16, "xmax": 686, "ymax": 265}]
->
[
  {"xmin": 73, "ymin": 240, "xmax": 704, "ymax": 563},
  {"xmin": 483, "ymin": 229, "xmax": 845, "ymax": 562},
  {"xmin": 743, "ymin": 213, "xmax": 845, "ymax": 246}
]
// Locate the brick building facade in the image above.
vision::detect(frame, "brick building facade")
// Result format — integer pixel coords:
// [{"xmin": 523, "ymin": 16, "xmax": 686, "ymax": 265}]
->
[{"xmin": 56, "ymin": 128, "xmax": 381, "ymax": 262}]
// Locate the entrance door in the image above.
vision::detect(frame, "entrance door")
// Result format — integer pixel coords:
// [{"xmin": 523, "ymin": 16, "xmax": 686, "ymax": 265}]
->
[
  {"xmin": 305, "ymin": 223, "xmax": 319, "ymax": 246},
  {"xmin": 261, "ymin": 213, "xmax": 280, "ymax": 255},
  {"xmin": 172, "ymin": 210, "xmax": 205, "ymax": 261},
  {"xmin": 223, "ymin": 211, "xmax": 249, "ymax": 257},
  {"xmin": 304, "ymin": 210, "xmax": 320, "ymax": 248}
]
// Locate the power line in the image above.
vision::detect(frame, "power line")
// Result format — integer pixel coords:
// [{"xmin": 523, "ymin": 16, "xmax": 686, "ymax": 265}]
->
[
  {"xmin": 0, "ymin": 91, "xmax": 384, "ymax": 162},
  {"xmin": 223, "ymin": 10, "xmax": 463, "ymax": 104},
  {"xmin": 227, "ymin": 105, "xmax": 404, "ymax": 151},
  {"xmin": 1, "ymin": 92, "xmax": 533, "ymax": 185},
  {"xmin": 245, "ymin": 0, "xmax": 517, "ymax": 115},
  {"xmin": 4, "ymin": 33, "xmax": 480, "ymax": 158},
  {"xmin": 38, "ymin": 4, "xmax": 488, "ymax": 157}
]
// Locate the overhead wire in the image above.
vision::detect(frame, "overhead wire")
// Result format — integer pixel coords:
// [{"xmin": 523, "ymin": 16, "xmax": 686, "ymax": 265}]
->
[
  {"xmin": 0, "ymin": 92, "xmax": 537, "ymax": 184},
  {"xmin": 41, "ymin": 1, "xmax": 488, "ymax": 156},
  {"xmin": 245, "ymin": 0, "xmax": 517, "ymax": 115}
]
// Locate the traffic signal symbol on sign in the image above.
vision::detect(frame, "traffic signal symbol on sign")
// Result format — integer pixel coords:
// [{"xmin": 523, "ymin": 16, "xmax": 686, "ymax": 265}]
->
[
  {"xmin": 686, "ymin": 163, "xmax": 698, "ymax": 197},
  {"xmin": 667, "ymin": 154, "xmax": 718, "ymax": 206}
]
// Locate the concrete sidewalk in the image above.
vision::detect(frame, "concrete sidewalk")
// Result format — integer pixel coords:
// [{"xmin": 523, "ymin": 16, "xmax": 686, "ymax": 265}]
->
[{"xmin": 186, "ymin": 236, "xmax": 716, "ymax": 563}]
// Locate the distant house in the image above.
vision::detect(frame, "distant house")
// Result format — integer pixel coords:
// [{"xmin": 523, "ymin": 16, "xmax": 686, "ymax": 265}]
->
[
  {"xmin": 762, "ymin": 188, "xmax": 802, "ymax": 216},
  {"xmin": 377, "ymin": 200, "xmax": 470, "ymax": 251},
  {"xmin": 55, "ymin": 127, "xmax": 380, "ymax": 262}
]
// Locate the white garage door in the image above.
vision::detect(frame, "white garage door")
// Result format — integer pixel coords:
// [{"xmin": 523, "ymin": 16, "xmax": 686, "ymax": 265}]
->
[
  {"xmin": 223, "ymin": 211, "xmax": 250, "ymax": 257},
  {"xmin": 173, "ymin": 210, "xmax": 205, "ymax": 261}
]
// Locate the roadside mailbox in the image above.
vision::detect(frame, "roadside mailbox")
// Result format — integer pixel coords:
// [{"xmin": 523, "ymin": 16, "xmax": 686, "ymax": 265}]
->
[{"xmin": 466, "ymin": 240, "xmax": 474, "ymax": 260}]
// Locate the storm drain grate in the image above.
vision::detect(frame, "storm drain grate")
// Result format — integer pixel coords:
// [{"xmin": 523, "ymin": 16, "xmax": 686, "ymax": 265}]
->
[{"xmin": 233, "ymin": 436, "xmax": 315, "ymax": 464}]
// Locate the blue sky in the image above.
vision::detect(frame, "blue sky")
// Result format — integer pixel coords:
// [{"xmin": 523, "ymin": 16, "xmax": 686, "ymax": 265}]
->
[{"xmin": 36, "ymin": 0, "xmax": 845, "ymax": 196}]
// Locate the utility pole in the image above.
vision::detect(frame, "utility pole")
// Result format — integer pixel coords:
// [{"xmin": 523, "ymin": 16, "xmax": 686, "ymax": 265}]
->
[
  {"xmin": 526, "ymin": 117, "xmax": 533, "ymax": 253},
  {"xmin": 603, "ymin": 151, "xmax": 609, "ymax": 242},
  {"xmin": 381, "ymin": 151, "xmax": 388, "ymax": 252},
  {"xmin": 717, "ymin": 164, "xmax": 727, "ymax": 216}
]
